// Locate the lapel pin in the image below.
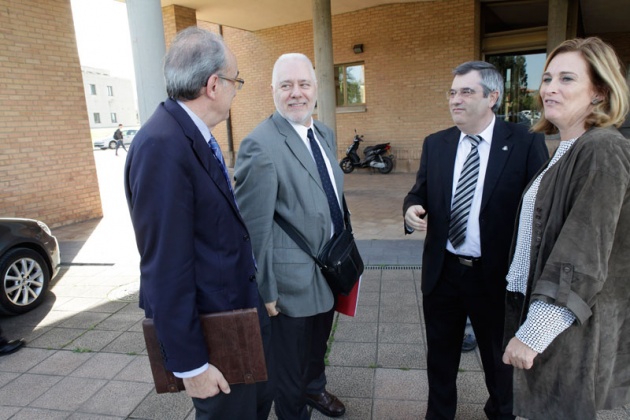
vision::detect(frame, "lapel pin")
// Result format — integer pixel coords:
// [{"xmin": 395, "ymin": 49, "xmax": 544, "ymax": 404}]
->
[{"xmin": 502, "ymin": 146, "xmax": 508, "ymax": 151}]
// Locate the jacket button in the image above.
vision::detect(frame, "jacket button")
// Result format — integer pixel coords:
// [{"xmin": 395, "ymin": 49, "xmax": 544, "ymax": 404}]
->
[
  {"xmin": 249, "ymin": 275, "xmax": 256, "ymax": 282},
  {"xmin": 563, "ymin": 267, "xmax": 570, "ymax": 273},
  {"xmin": 243, "ymin": 234, "xmax": 250, "ymax": 241}
]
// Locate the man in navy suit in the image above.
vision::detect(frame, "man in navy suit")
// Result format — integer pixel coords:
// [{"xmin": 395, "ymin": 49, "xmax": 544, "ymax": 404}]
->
[
  {"xmin": 403, "ymin": 61, "xmax": 548, "ymax": 419},
  {"xmin": 125, "ymin": 27, "xmax": 271, "ymax": 419}
]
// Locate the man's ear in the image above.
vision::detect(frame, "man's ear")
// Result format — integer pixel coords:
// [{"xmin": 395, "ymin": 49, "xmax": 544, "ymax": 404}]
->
[
  {"xmin": 204, "ymin": 74, "xmax": 219, "ymax": 99},
  {"xmin": 488, "ymin": 90, "xmax": 499, "ymax": 109}
]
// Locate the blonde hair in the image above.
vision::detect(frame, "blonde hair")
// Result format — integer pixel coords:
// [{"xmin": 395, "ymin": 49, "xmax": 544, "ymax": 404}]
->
[{"xmin": 533, "ymin": 37, "xmax": 629, "ymax": 135}]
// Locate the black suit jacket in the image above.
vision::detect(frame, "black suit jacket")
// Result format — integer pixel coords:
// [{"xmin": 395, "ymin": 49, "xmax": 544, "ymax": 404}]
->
[
  {"xmin": 403, "ymin": 119, "xmax": 548, "ymax": 296},
  {"xmin": 125, "ymin": 99, "xmax": 259, "ymax": 372}
]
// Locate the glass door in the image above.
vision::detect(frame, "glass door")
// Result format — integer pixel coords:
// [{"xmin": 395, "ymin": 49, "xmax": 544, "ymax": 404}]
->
[{"xmin": 487, "ymin": 52, "xmax": 546, "ymax": 127}]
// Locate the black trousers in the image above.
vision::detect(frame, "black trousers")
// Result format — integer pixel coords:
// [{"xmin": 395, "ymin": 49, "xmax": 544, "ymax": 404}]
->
[
  {"xmin": 271, "ymin": 306, "xmax": 335, "ymax": 420},
  {"xmin": 115, "ymin": 140, "xmax": 127, "ymax": 154},
  {"xmin": 423, "ymin": 252, "xmax": 514, "ymax": 420}
]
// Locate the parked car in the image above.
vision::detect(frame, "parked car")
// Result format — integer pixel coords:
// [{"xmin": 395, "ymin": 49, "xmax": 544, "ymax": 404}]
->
[
  {"xmin": 93, "ymin": 128, "xmax": 139, "ymax": 150},
  {"xmin": 0, "ymin": 218, "xmax": 61, "ymax": 315}
]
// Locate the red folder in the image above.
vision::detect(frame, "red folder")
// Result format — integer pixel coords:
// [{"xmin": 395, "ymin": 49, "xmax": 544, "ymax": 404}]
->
[{"xmin": 335, "ymin": 276, "xmax": 361, "ymax": 317}]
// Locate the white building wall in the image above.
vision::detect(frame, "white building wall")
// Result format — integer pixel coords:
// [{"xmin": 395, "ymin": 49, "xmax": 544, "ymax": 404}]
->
[{"xmin": 81, "ymin": 66, "xmax": 138, "ymax": 129}]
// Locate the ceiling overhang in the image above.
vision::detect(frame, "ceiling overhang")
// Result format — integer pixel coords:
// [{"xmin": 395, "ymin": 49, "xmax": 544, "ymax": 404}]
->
[
  {"xmin": 159, "ymin": 0, "xmax": 629, "ymax": 34},
  {"xmin": 160, "ymin": 0, "xmax": 429, "ymax": 31}
]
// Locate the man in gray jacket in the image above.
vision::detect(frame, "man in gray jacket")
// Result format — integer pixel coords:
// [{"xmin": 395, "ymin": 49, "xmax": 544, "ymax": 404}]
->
[{"xmin": 234, "ymin": 53, "xmax": 345, "ymax": 419}]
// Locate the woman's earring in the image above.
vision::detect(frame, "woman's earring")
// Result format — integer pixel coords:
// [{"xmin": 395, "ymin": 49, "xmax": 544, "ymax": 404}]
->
[{"xmin": 591, "ymin": 98, "xmax": 601, "ymax": 105}]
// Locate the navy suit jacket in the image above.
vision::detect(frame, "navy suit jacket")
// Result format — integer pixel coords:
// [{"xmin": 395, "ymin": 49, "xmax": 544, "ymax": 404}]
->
[
  {"xmin": 125, "ymin": 99, "xmax": 259, "ymax": 372},
  {"xmin": 403, "ymin": 119, "xmax": 549, "ymax": 297}
]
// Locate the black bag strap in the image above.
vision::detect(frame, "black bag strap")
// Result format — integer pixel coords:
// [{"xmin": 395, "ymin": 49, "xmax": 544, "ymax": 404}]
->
[
  {"xmin": 341, "ymin": 196, "xmax": 353, "ymax": 233},
  {"xmin": 273, "ymin": 195, "xmax": 353, "ymax": 268}
]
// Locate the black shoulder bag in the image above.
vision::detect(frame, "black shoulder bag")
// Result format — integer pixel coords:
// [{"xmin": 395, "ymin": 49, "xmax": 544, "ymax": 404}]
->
[{"xmin": 273, "ymin": 196, "xmax": 364, "ymax": 295}]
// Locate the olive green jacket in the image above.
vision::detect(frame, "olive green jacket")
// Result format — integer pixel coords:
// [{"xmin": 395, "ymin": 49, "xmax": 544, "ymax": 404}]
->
[{"xmin": 505, "ymin": 127, "xmax": 630, "ymax": 419}]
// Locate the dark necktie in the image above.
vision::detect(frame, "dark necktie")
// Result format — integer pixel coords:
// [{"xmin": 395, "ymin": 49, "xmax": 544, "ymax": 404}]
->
[
  {"xmin": 208, "ymin": 134, "xmax": 255, "ymax": 266},
  {"xmin": 208, "ymin": 134, "xmax": 234, "ymax": 195},
  {"xmin": 307, "ymin": 128, "xmax": 344, "ymax": 235},
  {"xmin": 448, "ymin": 134, "xmax": 481, "ymax": 249}
]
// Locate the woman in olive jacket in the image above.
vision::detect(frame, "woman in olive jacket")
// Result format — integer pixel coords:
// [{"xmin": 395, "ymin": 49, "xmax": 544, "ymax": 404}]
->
[{"xmin": 502, "ymin": 37, "xmax": 630, "ymax": 419}]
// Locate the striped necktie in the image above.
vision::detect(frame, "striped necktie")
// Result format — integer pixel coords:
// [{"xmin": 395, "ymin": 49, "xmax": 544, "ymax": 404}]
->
[
  {"xmin": 448, "ymin": 134, "xmax": 481, "ymax": 249},
  {"xmin": 207, "ymin": 134, "xmax": 233, "ymax": 194}
]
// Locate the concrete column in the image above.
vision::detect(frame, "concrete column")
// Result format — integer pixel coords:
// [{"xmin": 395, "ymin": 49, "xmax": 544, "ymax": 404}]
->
[
  {"xmin": 566, "ymin": 0, "xmax": 579, "ymax": 40},
  {"xmin": 547, "ymin": 0, "xmax": 569, "ymax": 52},
  {"xmin": 312, "ymin": 0, "xmax": 337, "ymax": 139},
  {"xmin": 126, "ymin": 0, "xmax": 167, "ymax": 125}
]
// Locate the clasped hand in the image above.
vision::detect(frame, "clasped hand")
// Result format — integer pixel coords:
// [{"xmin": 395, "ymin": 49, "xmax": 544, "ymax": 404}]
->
[
  {"xmin": 502, "ymin": 337, "xmax": 538, "ymax": 370},
  {"xmin": 183, "ymin": 364, "xmax": 230, "ymax": 399},
  {"xmin": 405, "ymin": 205, "xmax": 427, "ymax": 231}
]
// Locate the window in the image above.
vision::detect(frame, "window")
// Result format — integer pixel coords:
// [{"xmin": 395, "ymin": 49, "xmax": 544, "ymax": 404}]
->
[
  {"xmin": 334, "ymin": 63, "xmax": 365, "ymax": 107},
  {"xmin": 110, "ymin": 113, "xmax": 117, "ymax": 123},
  {"xmin": 487, "ymin": 52, "xmax": 546, "ymax": 127},
  {"xmin": 107, "ymin": 85, "xmax": 114, "ymax": 96},
  {"xmin": 93, "ymin": 113, "xmax": 101, "ymax": 124},
  {"xmin": 90, "ymin": 84, "xmax": 97, "ymax": 95},
  {"xmin": 481, "ymin": 0, "xmax": 548, "ymax": 128}
]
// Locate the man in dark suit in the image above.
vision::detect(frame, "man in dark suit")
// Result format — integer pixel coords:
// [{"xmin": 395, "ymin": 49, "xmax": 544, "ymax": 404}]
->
[
  {"xmin": 125, "ymin": 27, "xmax": 271, "ymax": 419},
  {"xmin": 234, "ymin": 53, "xmax": 346, "ymax": 419},
  {"xmin": 403, "ymin": 61, "xmax": 548, "ymax": 420}
]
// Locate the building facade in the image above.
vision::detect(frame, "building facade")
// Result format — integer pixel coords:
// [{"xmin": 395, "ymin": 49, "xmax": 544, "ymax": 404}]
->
[
  {"xmin": 81, "ymin": 66, "xmax": 138, "ymax": 130},
  {"xmin": 1, "ymin": 0, "xmax": 628, "ymax": 226},
  {"xmin": 0, "ymin": 0, "xmax": 102, "ymax": 227}
]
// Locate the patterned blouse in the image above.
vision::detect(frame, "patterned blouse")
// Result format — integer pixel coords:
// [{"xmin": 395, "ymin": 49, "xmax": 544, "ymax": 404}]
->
[{"xmin": 506, "ymin": 139, "xmax": 577, "ymax": 353}]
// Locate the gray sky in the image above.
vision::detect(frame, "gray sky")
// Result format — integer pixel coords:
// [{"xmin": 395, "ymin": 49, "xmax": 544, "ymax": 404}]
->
[{"xmin": 71, "ymin": 0, "xmax": 136, "ymax": 82}]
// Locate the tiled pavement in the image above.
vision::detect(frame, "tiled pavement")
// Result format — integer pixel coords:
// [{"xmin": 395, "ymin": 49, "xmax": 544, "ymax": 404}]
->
[{"xmin": 0, "ymin": 150, "xmax": 628, "ymax": 419}]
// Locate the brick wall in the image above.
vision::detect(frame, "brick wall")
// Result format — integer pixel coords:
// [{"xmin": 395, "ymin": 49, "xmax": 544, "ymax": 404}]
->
[
  {"xmin": 162, "ymin": 5, "xmax": 197, "ymax": 49},
  {"xmin": 201, "ymin": 0, "xmax": 477, "ymax": 172},
  {"xmin": 0, "ymin": 0, "xmax": 102, "ymax": 227}
]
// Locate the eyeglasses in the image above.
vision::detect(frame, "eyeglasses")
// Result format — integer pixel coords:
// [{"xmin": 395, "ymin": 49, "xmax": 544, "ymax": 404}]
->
[
  {"xmin": 446, "ymin": 88, "xmax": 476, "ymax": 100},
  {"xmin": 218, "ymin": 75, "xmax": 245, "ymax": 91}
]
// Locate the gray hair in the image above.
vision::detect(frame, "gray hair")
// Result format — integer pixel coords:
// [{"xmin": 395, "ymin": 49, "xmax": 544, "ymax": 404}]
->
[
  {"xmin": 164, "ymin": 27, "xmax": 227, "ymax": 100},
  {"xmin": 271, "ymin": 53, "xmax": 317, "ymax": 87},
  {"xmin": 453, "ymin": 61, "xmax": 504, "ymax": 112}
]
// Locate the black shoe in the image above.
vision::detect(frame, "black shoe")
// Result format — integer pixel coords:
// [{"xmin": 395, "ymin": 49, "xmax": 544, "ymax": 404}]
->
[
  {"xmin": 462, "ymin": 333, "xmax": 477, "ymax": 352},
  {"xmin": 306, "ymin": 390, "xmax": 346, "ymax": 417},
  {"xmin": 0, "ymin": 339, "xmax": 25, "ymax": 356}
]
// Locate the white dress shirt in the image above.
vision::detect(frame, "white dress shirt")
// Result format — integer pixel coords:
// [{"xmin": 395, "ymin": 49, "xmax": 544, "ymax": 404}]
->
[{"xmin": 446, "ymin": 116, "xmax": 496, "ymax": 257}]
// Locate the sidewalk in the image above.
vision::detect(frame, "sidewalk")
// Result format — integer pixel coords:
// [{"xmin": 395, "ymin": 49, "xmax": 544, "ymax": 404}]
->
[{"xmin": 0, "ymin": 151, "xmax": 627, "ymax": 419}]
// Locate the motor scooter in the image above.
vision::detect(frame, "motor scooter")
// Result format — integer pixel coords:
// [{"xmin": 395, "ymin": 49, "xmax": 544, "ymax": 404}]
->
[{"xmin": 339, "ymin": 131, "xmax": 394, "ymax": 174}]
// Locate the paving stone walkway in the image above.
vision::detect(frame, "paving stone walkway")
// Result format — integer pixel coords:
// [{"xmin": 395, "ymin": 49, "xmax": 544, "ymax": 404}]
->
[{"xmin": 0, "ymin": 151, "xmax": 627, "ymax": 419}]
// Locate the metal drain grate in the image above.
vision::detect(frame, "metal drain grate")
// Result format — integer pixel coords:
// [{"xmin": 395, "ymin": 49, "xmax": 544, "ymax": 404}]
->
[
  {"xmin": 60, "ymin": 262, "xmax": 115, "ymax": 266},
  {"xmin": 365, "ymin": 265, "xmax": 422, "ymax": 270}
]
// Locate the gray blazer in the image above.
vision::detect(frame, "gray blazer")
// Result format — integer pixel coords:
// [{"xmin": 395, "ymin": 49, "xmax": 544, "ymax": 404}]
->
[{"xmin": 234, "ymin": 112, "xmax": 343, "ymax": 317}]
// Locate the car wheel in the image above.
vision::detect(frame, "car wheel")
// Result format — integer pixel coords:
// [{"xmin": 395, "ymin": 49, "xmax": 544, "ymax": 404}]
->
[
  {"xmin": 109, "ymin": 140, "xmax": 117, "ymax": 149},
  {"xmin": 0, "ymin": 248, "xmax": 50, "ymax": 315}
]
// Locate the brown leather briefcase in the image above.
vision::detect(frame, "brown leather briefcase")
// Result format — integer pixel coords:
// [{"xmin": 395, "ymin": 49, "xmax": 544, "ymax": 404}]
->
[{"xmin": 142, "ymin": 308, "xmax": 267, "ymax": 393}]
